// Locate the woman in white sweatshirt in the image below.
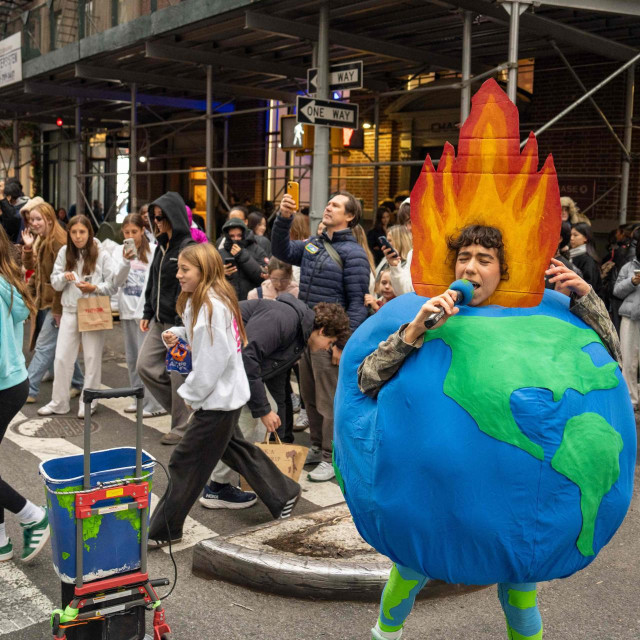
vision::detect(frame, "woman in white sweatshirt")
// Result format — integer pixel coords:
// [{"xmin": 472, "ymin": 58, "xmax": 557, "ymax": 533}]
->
[
  {"xmin": 38, "ymin": 215, "xmax": 125, "ymax": 419},
  {"xmin": 147, "ymin": 243, "xmax": 300, "ymax": 546}
]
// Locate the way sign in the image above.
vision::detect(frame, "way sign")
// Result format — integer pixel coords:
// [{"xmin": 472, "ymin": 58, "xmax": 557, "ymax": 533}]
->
[
  {"xmin": 296, "ymin": 96, "xmax": 359, "ymax": 130},
  {"xmin": 307, "ymin": 61, "xmax": 363, "ymax": 93}
]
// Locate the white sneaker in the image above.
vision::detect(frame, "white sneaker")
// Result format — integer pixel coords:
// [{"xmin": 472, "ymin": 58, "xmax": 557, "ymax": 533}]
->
[
  {"xmin": 37, "ymin": 404, "xmax": 69, "ymax": 417},
  {"xmin": 77, "ymin": 403, "xmax": 96, "ymax": 419},
  {"xmin": 294, "ymin": 408, "xmax": 309, "ymax": 432},
  {"xmin": 143, "ymin": 409, "xmax": 167, "ymax": 418},
  {"xmin": 305, "ymin": 446, "xmax": 323, "ymax": 465},
  {"xmin": 291, "ymin": 393, "xmax": 301, "ymax": 414},
  {"xmin": 69, "ymin": 387, "xmax": 82, "ymax": 399},
  {"xmin": 124, "ymin": 403, "xmax": 137, "ymax": 413},
  {"xmin": 41, "ymin": 372, "xmax": 53, "ymax": 382},
  {"xmin": 371, "ymin": 623, "xmax": 403, "ymax": 640},
  {"xmin": 308, "ymin": 461, "xmax": 335, "ymax": 482}
]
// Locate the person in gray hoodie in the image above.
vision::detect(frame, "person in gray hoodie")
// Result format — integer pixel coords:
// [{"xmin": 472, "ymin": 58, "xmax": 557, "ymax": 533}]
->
[{"xmin": 613, "ymin": 244, "xmax": 640, "ymax": 408}]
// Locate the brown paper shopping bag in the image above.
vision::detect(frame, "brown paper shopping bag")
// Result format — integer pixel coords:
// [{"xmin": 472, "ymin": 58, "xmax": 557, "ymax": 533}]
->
[
  {"xmin": 77, "ymin": 296, "xmax": 113, "ymax": 332},
  {"xmin": 241, "ymin": 432, "xmax": 308, "ymax": 491}
]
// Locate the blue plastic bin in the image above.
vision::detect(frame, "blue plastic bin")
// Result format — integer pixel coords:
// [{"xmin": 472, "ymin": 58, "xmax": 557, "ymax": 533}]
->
[{"xmin": 39, "ymin": 447, "xmax": 155, "ymax": 584}]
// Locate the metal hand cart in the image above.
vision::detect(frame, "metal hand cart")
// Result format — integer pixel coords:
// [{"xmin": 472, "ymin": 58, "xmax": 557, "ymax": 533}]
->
[{"xmin": 41, "ymin": 387, "xmax": 173, "ymax": 640}]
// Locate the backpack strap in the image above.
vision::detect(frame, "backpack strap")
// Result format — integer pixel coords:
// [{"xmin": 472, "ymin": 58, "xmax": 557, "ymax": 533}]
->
[
  {"xmin": 257, "ymin": 286, "xmax": 263, "ymax": 299},
  {"xmin": 322, "ymin": 240, "xmax": 343, "ymax": 270}
]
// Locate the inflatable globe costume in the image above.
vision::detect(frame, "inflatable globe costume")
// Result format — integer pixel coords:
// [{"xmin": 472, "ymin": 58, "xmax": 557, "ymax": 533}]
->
[{"xmin": 333, "ymin": 80, "xmax": 636, "ymax": 640}]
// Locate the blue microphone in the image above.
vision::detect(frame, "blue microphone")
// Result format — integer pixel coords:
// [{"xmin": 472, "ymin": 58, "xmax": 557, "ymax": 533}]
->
[{"xmin": 423, "ymin": 279, "xmax": 475, "ymax": 329}]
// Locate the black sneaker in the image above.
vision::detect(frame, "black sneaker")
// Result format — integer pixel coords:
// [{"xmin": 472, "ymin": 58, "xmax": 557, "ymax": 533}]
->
[
  {"xmin": 198, "ymin": 483, "xmax": 257, "ymax": 510},
  {"xmin": 278, "ymin": 489, "xmax": 301, "ymax": 520}
]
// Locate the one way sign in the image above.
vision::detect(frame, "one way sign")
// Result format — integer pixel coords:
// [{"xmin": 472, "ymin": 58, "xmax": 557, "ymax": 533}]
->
[
  {"xmin": 307, "ymin": 61, "xmax": 363, "ymax": 93},
  {"xmin": 296, "ymin": 96, "xmax": 359, "ymax": 130}
]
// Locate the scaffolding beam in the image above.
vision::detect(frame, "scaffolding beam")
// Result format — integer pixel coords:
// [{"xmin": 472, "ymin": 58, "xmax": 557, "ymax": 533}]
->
[
  {"xmin": 460, "ymin": 10, "xmax": 473, "ymax": 122},
  {"xmin": 444, "ymin": 0, "xmax": 639, "ymax": 62},
  {"xmin": 244, "ymin": 10, "xmax": 489, "ymax": 74},
  {"xmin": 74, "ymin": 64, "xmax": 297, "ymax": 103},
  {"xmin": 130, "ymin": 83, "xmax": 137, "ymax": 215},
  {"xmin": 619, "ymin": 65, "xmax": 635, "ymax": 224},
  {"xmin": 206, "ymin": 65, "xmax": 214, "ymax": 240},
  {"xmin": 310, "ymin": 5, "xmax": 330, "ymax": 235},
  {"xmin": 551, "ymin": 40, "xmax": 629, "ymax": 160},
  {"xmin": 521, "ymin": 49, "xmax": 640, "ymax": 147},
  {"xmin": 145, "ymin": 42, "xmax": 306, "ymax": 81}
]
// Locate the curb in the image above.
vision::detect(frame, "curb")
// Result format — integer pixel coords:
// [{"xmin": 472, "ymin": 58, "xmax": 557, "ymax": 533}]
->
[{"xmin": 192, "ymin": 507, "xmax": 488, "ymax": 602}]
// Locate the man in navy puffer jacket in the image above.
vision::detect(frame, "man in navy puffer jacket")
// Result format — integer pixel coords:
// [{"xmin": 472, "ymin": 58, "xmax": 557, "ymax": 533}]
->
[{"xmin": 272, "ymin": 190, "xmax": 370, "ymax": 482}]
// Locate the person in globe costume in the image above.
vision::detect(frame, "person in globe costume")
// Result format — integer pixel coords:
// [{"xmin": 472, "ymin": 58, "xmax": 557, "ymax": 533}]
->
[
  {"xmin": 359, "ymin": 225, "xmax": 620, "ymax": 640},
  {"xmin": 332, "ymin": 80, "xmax": 636, "ymax": 640}
]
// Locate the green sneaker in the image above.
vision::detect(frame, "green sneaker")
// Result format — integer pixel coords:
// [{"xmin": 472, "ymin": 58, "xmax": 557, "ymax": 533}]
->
[
  {"xmin": 0, "ymin": 538, "xmax": 13, "ymax": 561},
  {"xmin": 21, "ymin": 509, "xmax": 50, "ymax": 563}
]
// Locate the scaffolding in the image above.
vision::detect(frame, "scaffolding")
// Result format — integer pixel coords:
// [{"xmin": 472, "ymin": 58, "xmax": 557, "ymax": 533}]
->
[{"xmin": 2, "ymin": 0, "xmax": 638, "ymax": 233}]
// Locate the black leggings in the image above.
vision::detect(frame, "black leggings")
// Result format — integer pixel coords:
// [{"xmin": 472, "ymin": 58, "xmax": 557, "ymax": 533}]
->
[{"xmin": 0, "ymin": 378, "xmax": 29, "ymax": 524}]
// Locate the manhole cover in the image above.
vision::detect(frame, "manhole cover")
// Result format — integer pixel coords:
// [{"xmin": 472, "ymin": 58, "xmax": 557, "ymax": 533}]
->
[{"xmin": 13, "ymin": 417, "xmax": 99, "ymax": 438}]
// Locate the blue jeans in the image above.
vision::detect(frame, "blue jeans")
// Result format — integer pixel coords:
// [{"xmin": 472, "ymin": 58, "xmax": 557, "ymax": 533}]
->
[{"xmin": 27, "ymin": 309, "xmax": 84, "ymax": 398}]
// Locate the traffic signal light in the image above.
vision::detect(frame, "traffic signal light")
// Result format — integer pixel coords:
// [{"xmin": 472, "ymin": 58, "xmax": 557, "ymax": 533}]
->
[{"xmin": 56, "ymin": 117, "xmax": 63, "ymax": 127}]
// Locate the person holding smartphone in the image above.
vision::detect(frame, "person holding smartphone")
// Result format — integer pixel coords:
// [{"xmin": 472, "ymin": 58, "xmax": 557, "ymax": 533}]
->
[
  {"xmin": 613, "ymin": 244, "xmax": 640, "ymax": 409},
  {"xmin": 218, "ymin": 218, "xmax": 268, "ymax": 301}
]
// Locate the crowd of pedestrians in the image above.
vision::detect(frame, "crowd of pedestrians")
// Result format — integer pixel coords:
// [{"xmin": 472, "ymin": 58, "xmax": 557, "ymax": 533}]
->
[{"xmin": 0, "ymin": 181, "xmax": 637, "ymax": 556}]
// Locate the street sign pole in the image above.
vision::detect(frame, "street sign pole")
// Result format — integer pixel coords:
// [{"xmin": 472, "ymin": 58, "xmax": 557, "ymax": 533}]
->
[{"xmin": 310, "ymin": 3, "xmax": 329, "ymax": 234}]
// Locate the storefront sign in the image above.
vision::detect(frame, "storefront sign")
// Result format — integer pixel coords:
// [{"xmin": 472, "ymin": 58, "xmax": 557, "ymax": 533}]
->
[{"xmin": 0, "ymin": 33, "xmax": 21, "ymax": 88}]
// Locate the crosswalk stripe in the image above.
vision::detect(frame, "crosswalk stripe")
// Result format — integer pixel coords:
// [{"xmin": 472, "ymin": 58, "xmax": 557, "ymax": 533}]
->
[
  {"xmin": 6, "ymin": 412, "xmax": 217, "ymax": 556},
  {"xmin": 0, "ymin": 561, "xmax": 55, "ymax": 635}
]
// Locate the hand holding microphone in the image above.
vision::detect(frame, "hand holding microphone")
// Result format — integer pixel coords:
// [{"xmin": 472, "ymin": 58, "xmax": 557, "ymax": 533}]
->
[{"xmin": 404, "ymin": 279, "xmax": 474, "ymax": 344}]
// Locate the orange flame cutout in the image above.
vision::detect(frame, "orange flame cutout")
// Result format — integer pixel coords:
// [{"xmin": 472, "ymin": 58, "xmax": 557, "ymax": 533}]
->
[{"xmin": 410, "ymin": 79, "xmax": 561, "ymax": 308}]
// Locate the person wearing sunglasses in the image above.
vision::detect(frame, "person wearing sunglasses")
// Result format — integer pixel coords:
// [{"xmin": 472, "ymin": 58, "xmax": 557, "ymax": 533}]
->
[{"xmin": 137, "ymin": 192, "xmax": 195, "ymax": 445}]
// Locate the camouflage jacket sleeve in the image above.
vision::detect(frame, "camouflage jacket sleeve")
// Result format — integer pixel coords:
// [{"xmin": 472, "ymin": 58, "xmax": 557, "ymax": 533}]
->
[
  {"xmin": 357, "ymin": 323, "xmax": 425, "ymax": 398},
  {"xmin": 570, "ymin": 287, "xmax": 622, "ymax": 366}
]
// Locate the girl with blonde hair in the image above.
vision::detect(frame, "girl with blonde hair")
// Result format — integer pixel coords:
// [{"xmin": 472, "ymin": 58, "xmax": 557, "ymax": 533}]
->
[
  {"xmin": 148, "ymin": 243, "xmax": 300, "ymax": 546},
  {"xmin": 21, "ymin": 202, "xmax": 84, "ymax": 403}
]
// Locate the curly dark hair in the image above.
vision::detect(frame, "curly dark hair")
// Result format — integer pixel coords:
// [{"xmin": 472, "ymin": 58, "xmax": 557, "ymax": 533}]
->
[
  {"xmin": 313, "ymin": 302, "xmax": 350, "ymax": 341},
  {"xmin": 446, "ymin": 224, "xmax": 509, "ymax": 280}
]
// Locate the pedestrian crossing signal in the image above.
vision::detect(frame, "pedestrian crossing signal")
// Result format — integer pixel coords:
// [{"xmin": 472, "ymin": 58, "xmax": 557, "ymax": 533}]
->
[
  {"xmin": 343, "ymin": 128, "xmax": 364, "ymax": 150},
  {"xmin": 56, "ymin": 117, "xmax": 63, "ymax": 127}
]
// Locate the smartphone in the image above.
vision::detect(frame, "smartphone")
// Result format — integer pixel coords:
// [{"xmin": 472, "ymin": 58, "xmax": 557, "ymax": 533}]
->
[
  {"xmin": 286, "ymin": 181, "xmax": 299, "ymax": 210},
  {"xmin": 225, "ymin": 257, "xmax": 236, "ymax": 265},
  {"xmin": 634, "ymin": 269, "xmax": 640, "ymax": 277},
  {"xmin": 378, "ymin": 235, "xmax": 399, "ymax": 259},
  {"xmin": 123, "ymin": 238, "xmax": 137, "ymax": 258}
]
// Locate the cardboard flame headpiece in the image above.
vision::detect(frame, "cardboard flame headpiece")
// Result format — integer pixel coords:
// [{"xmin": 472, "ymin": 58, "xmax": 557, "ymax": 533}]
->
[{"xmin": 410, "ymin": 79, "xmax": 561, "ymax": 308}]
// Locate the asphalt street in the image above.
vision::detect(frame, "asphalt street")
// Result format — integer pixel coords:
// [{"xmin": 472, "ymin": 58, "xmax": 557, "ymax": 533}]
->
[{"xmin": 0, "ymin": 323, "xmax": 638, "ymax": 640}]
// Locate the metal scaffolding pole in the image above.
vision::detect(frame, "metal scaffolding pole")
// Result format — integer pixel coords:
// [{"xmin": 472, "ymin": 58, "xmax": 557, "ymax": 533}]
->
[
  {"xmin": 505, "ymin": 1, "xmax": 523, "ymax": 103},
  {"xmin": 206, "ymin": 66, "xmax": 215, "ymax": 240},
  {"xmin": 76, "ymin": 101, "xmax": 85, "ymax": 216},
  {"xmin": 223, "ymin": 117, "xmax": 229, "ymax": 201},
  {"xmin": 12, "ymin": 117, "xmax": 19, "ymax": 180},
  {"xmin": 310, "ymin": 3, "xmax": 330, "ymax": 234},
  {"xmin": 130, "ymin": 83, "xmax": 137, "ymax": 214},
  {"xmin": 551, "ymin": 40, "xmax": 629, "ymax": 159},
  {"xmin": 461, "ymin": 11, "xmax": 473, "ymax": 122},
  {"xmin": 373, "ymin": 96, "xmax": 380, "ymax": 212},
  {"xmin": 619, "ymin": 65, "xmax": 635, "ymax": 224},
  {"xmin": 523, "ymin": 50, "xmax": 640, "ymax": 148}
]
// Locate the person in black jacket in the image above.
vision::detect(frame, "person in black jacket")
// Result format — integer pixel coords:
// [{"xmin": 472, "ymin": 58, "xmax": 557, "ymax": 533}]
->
[
  {"xmin": 0, "ymin": 180, "xmax": 25, "ymax": 243},
  {"xmin": 200, "ymin": 295, "xmax": 350, "ymax": 509},
  {"xmin": 569, "ymin": 222, "xmax": 603, "ymax": 298},
  {"xmin": 219, "ymin": 218, "xmax": 268, "ymax": 301},
  {"xmin": 137, "ymin": 192, "xmax": 194, "ymax": 445},
  {"xmin": 366, "ymin": 206, "xmax": 391, "ymax": 265}
]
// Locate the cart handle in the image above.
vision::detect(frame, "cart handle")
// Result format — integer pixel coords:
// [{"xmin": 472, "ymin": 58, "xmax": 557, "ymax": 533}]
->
[{"xmin": 83, "ymin": 387, "xmax": 144, "ymax": 403}]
